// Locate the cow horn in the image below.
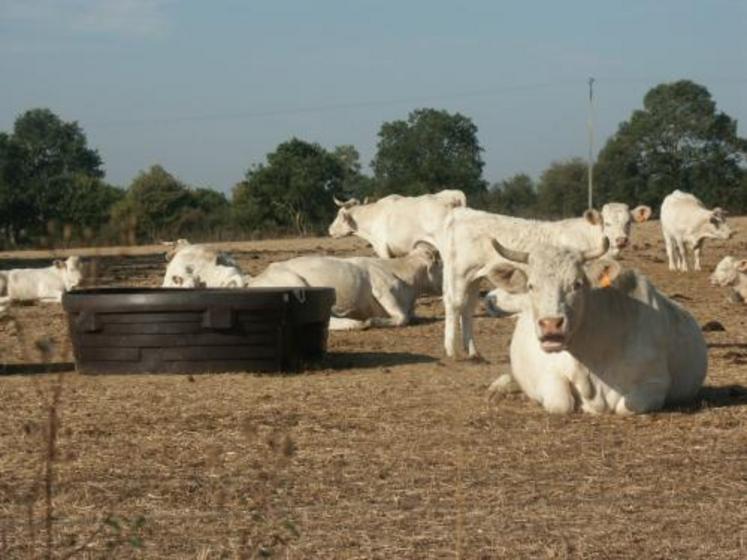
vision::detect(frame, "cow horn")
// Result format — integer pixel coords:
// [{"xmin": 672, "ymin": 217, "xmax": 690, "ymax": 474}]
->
[
  {"xmin": 582, "ymin": 238, "xmax": 610, "ymax": 261},
  {"xmin": 333, "ymin": 196, "xmax": 359, "ymax": 208},
  {"xmin": 491, "ymin": 239, "xmax": 529, "ymax": 264}
]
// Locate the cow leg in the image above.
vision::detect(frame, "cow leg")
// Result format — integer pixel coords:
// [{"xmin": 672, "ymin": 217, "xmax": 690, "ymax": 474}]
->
[
  {"xmin": 442, "ymin": 276, "xmax": 463, "ymax": 358},
  {"xmin": 693, "ymin": 240, "xmax": 704, "ymax": 271},
  {"xmin": 539, "ymin": 376, "xmax": 576, "ymax": 414},
  {"xmin": 674, "ymin": 238, "xmax": 688, "ymax": 271},
  {"xmin": 328, "ymin": 317, "xmax": 371, "ymax": 330},
  {"xmin": 368, "ymin": 284, "xmax": 409, "ymax": 328},
  {"xmin": 487, "ymin": 373, "xmax": 521, "ymax": 400},
  {"xmin": 664, "ymin": 234, "xmax": 676, "ymax": 271},
  {"xmin": 460, "ymin": 282, "xmax": 481, "ymax": 358}
]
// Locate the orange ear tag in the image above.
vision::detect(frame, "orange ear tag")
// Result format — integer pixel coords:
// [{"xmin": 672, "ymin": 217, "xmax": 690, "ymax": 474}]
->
[{"xmin": 599, "ymin": 272, "xmax": 612, "ymax": 288}]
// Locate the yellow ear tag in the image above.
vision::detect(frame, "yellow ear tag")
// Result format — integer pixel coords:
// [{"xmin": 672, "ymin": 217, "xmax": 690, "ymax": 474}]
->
[{"xmin": 599, "ymin": 272, "xmax": 612, "ymax": 288}]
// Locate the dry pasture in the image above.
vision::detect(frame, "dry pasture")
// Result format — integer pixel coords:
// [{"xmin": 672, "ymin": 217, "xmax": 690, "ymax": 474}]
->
[{"xmin": 1, "ymin": 219, "xmax": 747, "ymax": 559}]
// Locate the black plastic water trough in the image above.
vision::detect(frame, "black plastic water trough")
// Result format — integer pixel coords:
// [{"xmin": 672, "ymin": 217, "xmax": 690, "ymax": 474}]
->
[{"xmin": 62, "ymin": 287, "xmax": 335, "ymax": 374}]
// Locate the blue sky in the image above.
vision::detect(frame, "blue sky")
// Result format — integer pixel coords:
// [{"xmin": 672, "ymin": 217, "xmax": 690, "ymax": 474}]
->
[{"xmin": 1, "ymin": 0, "xmax": 745, "ymax": 193}]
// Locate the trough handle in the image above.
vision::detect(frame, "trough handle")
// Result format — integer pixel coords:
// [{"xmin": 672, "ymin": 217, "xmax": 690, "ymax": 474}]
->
[
  {"xmin": 202, "ymin": 307, "xmax": 234, "ymax": 329},
  {"xmin": 76, "ymin": 310, "xmax": 102, "ymax": 333}
]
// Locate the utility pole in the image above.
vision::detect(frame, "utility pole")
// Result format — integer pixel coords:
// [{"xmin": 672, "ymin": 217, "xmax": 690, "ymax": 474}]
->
[{"xmin": 587, "ymin": 77, "xmax": 595, "ymax": 209}]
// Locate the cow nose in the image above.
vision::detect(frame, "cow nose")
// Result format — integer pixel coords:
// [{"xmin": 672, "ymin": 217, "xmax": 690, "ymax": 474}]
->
[
  {"xmin": 538, "ymin": 316, "xmax": 564, "ymax": 334},
  {"xmin": 615, "ymin": 237, "xmax": 628, "ymax": 248}
]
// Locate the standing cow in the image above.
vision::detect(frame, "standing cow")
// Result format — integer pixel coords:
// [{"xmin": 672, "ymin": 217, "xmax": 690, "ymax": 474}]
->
[
  {"xmin": 660, "ymin": 190, "xmax": 733, "ymax": 272},
  {"xmin": 487, "ymin": 239, "xmax": 707, "ymax": 415},
  {"xmin": 328, "ymin": 189, "xmax": 466, "ymax": 258}
]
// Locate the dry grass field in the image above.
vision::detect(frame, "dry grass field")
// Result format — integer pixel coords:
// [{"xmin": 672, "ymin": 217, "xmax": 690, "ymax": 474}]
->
[{"xmin": 1, "ymin": 219, "xmax": 747, "ymax": 559}]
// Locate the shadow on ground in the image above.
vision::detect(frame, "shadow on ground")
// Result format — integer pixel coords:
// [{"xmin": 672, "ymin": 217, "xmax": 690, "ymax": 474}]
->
[
  {"xmin": 320, "ymin": 351, "xmax": 439, "ymax": 370},
  {"xmin": 0, "ymin": 362, "xmax": 75, "ymax": 376}
]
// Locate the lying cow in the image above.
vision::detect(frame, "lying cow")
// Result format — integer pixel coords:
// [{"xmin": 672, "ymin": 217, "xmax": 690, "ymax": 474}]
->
[
  {"xmin": 328, "ymin": 189, "xmax": 466, "ymax": 258},
  {"xmin": 661, "ymin": 190, "xmax": 733, "ymax": 272},
  {"xmin": 3, "ymin": 256, "xmax": 83, "ymax": 303},
  {"xmin": 163, "ymin": 242, "xmax": 246, "ymax": 288},
  {"xmin": 710, "ymin": 256, "xmax": 747, "ymax": 302},
  {"xmin": 487, "ymin": 239, "xmax": 706, "ymax": 414},
  {"xmin": 250, "ymin": 243, "xmax": 441, "ymax": 330}
]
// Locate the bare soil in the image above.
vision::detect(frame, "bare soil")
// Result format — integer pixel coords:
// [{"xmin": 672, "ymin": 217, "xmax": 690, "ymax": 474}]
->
[{"xmin": 1, "ymin": 220, "xmax": 746, "ymax": 559}]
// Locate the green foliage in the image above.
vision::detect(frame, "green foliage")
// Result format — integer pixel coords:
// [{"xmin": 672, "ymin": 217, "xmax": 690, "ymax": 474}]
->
[
  {"xmin": 536, "ymin": 159, "xmax": 588, "ymax": 218},
  {"xmin": 595, "ymin": 80, "xmax": 747, "ymax": 211},
  {"xmin": 232, "ymin": 138, "xmax": 345, "ymax": 235},
  {"xmin": 474, "ymin": 174, "xmax": 537, "ymax": 216},
  {"xmin": 372, "ymin": 108, "xmax": 487, "ymax": 197},
  {"xmin": 111, "ymin": 165, "xmax": 231, "ymax": 243}
]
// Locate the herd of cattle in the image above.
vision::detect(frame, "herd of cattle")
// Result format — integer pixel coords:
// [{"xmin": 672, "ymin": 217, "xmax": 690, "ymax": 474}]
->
[{"xmin": 0, "ymin": 188, "xmax": 742, "ymax": 416}]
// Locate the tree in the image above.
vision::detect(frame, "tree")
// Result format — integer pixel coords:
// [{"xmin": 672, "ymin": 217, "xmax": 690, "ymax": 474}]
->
[
  {"xmin": 536, "ymin": 159, "xmax": 588, "ymax": 218},
  {"xmin": 111, "ymin": 165, "xmax": 195, "ymax": 242},
  {"xmin": 332, "ymin": 144, "xmax": 375, "ymax": 200},
  {"xmin": 372, "ymin": 108, "xmax": 486, "ymax": 196},
  {"xmin": 595, "ymin": 80, "xmax": 747, "ymax": 211},
  {"xmin": 0, "ymin": 108, "xmax": 106, "ymax": 244},
  {"xmin": 232, "ymin": 138, "xmax": 345, "ymax": 235},
  {"xmin": 476, "ymin": 174, "xmax": 537, "ymax": 216}
]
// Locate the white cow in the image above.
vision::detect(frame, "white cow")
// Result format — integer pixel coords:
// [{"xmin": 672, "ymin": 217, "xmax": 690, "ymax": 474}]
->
[
  {"xmin": 163, "ymin": 243, "xmax": 245, "ymax": 288},
  {"xmin": 710, "ymin": 256, "xmax": 747, "ymax": 302},
  {"xmin": 482, "ymin": 202, "xmax": 651, "ymax": 318},
  {"xmin": 487, "ymin": 239, "xmax": 707, "ymax": 415},
  {"xmin": 438, "ymin": 207, "xmax": 609, "ymax": 358},
  {"xmin": 328, "ymin": 189, "xmax": 466, "ymax": 258},
  {"xmin": 250, "ymin": 243, "xmax": 441, "ymax": 330},
  {"xmin": 599, "ymin": 202, "xmax": 652, "ymax": 257},
  {"xmin": 661, "ymin": 190, "xmax": 733, "ymax": 271},
  {"xmin": 4, "ymin": 256, "xmax": 83, "ymax": 303}
]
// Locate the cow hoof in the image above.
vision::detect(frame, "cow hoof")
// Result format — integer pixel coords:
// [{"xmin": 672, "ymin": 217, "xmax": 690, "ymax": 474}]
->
[{"xmin": 487, "ymin": 374, "xmax": 521, "ymax": 401}]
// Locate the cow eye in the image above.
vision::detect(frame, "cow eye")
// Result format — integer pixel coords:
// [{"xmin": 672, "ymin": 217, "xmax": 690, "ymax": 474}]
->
[
  {"xmin": 527, "ymin": 283, "xmax": 534, "ymax": 292},
  {"xmin": 572, "ymin": 280, "xmax": 584, "ymax": 291}
]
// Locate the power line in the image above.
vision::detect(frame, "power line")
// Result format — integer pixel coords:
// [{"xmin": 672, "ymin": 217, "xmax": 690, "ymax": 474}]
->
[{"xmin": 88, "ymin": 80, "xmax": 581, "ymax": 128}]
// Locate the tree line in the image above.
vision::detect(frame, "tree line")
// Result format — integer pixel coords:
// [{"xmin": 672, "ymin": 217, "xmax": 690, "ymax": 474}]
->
[{"xmin": 0, "ymin": 80, "xmax": 744, "ymax": 247}]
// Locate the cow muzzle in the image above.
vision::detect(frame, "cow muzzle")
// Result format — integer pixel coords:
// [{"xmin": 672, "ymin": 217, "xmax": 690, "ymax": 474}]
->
[
  {"xmin": 537, "ymin": 316, "xmax": 567, "ymax": 352},
  {"xmin": 615, "ymin": 237, "xmax": 628, "ymax": 249}
]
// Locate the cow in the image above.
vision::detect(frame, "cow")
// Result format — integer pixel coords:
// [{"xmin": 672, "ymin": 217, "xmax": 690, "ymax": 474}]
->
[
  {"xmin": 710, "ymin": 256, "xmax": 747, "ymax": 302},
  {"xmin": 660, "ymin": 190, "xmax": 733, "ymax": 272},
  {"xmin": 438, "ymin": 207, "xmax": 608, "ymax": 358},
  {"xmin": 162, "ymin": 243, "xmax": 246, "ymax": 288},
  {"xmin": 599, "ymin": 203, "xmax": 652, "ymax": 257},
  {"xmin": 4, "ymin": 256, "xmax": 83, "ymax": 303},
  {"xmin": 486, "ymin": 238, "xmax": 707, "ymax": 415},
  {"xmin": 250, "ymin": 242, "xmax": 441, "ymax": 330},
  {"xmin": 328, "ymin": 189, "xmax": 466, "ymax": 258},
  {"xmin": 482, "ymin": 202, "xmax": 651, "ymax": 318}
]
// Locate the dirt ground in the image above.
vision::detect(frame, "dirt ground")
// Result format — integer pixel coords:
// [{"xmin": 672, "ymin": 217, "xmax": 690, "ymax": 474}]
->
[{"xmin": 1, "ymin": 219, "xmax": 746, "ymax": 559}]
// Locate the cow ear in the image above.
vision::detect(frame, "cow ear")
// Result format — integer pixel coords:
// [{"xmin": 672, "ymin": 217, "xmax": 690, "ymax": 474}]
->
[
  {"xmin": 583, "ymin": 209, "xmax": 602, "ymax": 226},
  {"xmin": 172, "ymin": 275, "xmax": 183, "ymax": 286},
  {"xmin": 737, "ymin": 260, "xmax": 747, "ymax": 274},
  {"xmin": 630, "ymin": 205, "xmax": 652, "ymax": 223},
  {"xmin": 53, "ymin": 260, "xmax": 65, "ymax": 269},
  {"xmin": 487, "ymin": 264, "xmax": 528, "ymax": 294},
  {"xmin": 342, "ymin": 209, "xmax": 357, "ymax": 231},
  {"xmin": 585, "ymin": 258, "xmax": 621, "ymax": 288}
]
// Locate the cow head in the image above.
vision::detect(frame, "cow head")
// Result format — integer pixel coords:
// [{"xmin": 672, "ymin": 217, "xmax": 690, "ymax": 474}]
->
[
  {"xmin": 599, "ymin": 203, "xmax": 652, "ymax": 256},
  {"xmin": 710, "ymin": 256, "xmax": 747, "ymax": 287},
  {"xmin": 490, "ymin": 238, "xmax": 617, "ymax": 352},
  {"xmin": 56, "ymin": 256, "xmax": 83, "ymax": 291},
  {"xmin": 328, "ymin": 196, "xmax": 361, "ymax": 238},
  {"xmin": 171, "ymin": 265, "xmax": 205, "ymax": 288},
  {"xmin": 700, "ymin": 207, "xmax": 733, "ymax": 241},
  {"xmin": 411, "ymin": 240, "xmax": 442, "ymax": 295}
]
